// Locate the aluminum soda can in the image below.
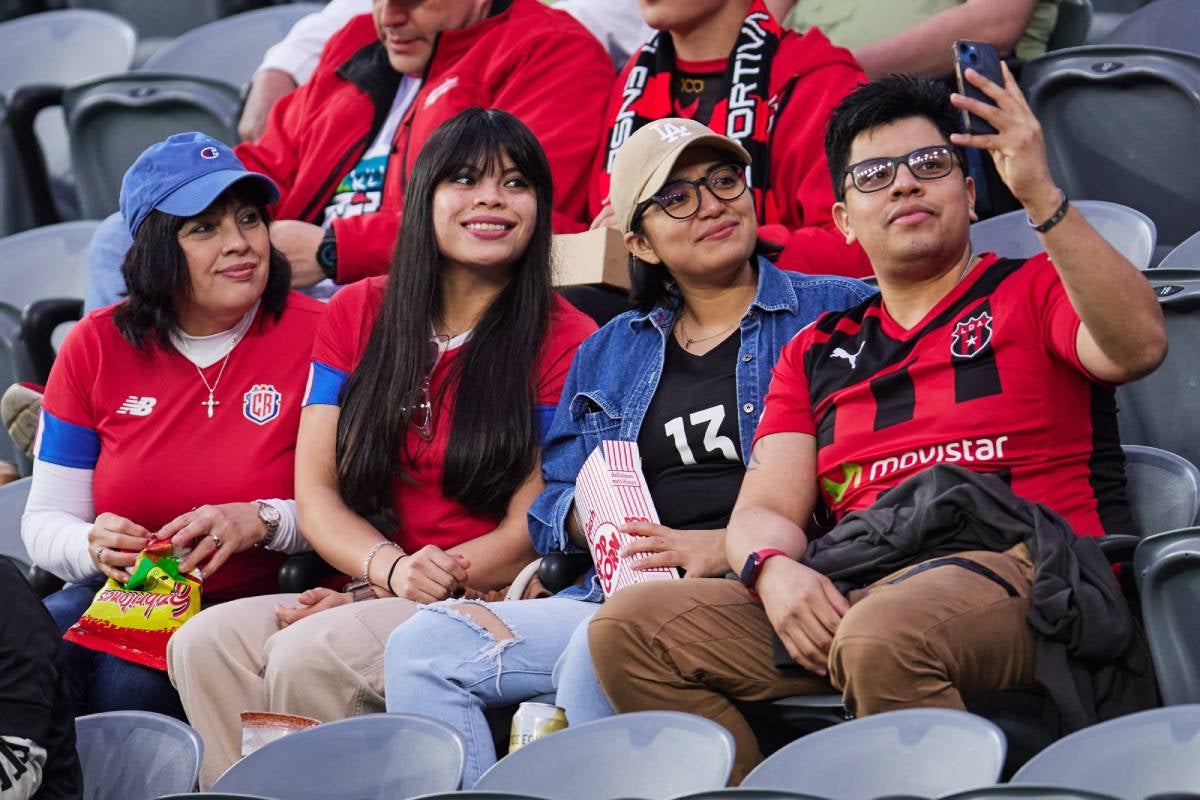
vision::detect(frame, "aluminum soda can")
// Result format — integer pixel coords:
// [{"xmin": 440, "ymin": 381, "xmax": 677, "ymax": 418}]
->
[{"xmin": 508, "ymin": 701, "xmax": 568, "ymax": 752}]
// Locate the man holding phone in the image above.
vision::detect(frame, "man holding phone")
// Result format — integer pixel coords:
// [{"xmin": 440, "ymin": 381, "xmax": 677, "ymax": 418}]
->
[{"xmin": 589, "ymin": 70, "xmax": 1166, "ymax": 782}]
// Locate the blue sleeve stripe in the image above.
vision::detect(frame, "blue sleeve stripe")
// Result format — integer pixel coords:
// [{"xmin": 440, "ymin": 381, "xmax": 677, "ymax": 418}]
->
[
  {"xmin": 536, "ymin": 404, "xmax": 556, "ymax": 446},
  {"xmin": 303, "ymin": 361, "xmax": 349, "ymax": 407},
  {"xmin": 37, "ymin": 408, "xmax": 100, "ymax": 469}
]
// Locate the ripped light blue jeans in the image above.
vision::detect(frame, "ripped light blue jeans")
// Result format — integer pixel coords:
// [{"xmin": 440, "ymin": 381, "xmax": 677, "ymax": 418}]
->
[{"xmin": 383, "ymin": 597, "xmax": 611, "ymax": 786}]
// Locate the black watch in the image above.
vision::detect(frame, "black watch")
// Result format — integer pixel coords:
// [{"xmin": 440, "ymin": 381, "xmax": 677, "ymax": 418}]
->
[{"xmin": 316, "ymin": 227, "xmax": 338, "ymax": 281}]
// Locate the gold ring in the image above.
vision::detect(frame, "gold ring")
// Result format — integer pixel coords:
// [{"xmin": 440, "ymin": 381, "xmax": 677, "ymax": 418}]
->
[{"xmin": 210, "ymin": 534, "xmax": 222, "ymax": 549}]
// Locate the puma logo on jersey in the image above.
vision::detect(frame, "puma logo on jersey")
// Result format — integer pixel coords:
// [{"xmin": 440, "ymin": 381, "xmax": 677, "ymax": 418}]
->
[
  {"xmin": 116, "ymin": 396, "xmax": 157, "ymax": 416},
  {"xmin": 830, "ymin": 342, "xmax": 866, "ymax": 369}
]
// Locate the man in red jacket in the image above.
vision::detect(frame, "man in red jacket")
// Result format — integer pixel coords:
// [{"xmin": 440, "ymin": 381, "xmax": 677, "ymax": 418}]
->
[
  {"xmin": 83, "ymin": 0, "xmax": 613, "ymax": 308},
  {"xmin": 590, "ymin": 0, "xmax": 873, "ymax": 278}
]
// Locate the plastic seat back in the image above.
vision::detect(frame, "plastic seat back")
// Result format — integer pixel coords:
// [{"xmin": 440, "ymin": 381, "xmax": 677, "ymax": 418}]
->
[
  {"xmin": 742, "ymin": 708, "xmax": 1006, "ymax": 800},
  {"xmin": 1158, "ymin": 230, "xmax": 1200, "ymax": 268},
  {"xmin": 212, "ymin": 713, "xmax": 465, "ymax": 800},
  {"xmin": 1020, "ymin": 45, "xmax": 1200, "ymax": 258},
  {"xmin": 969, "ymin": 199, "xmax": 1156, "ymax": 268},
  {"xmin": 1012, "ymin": 705, "xmax": 1200, "ymax": 796},
  {"xmin": 75, "ymin": 710, "xmax": 203, "ymax": 798},
  {"xmin": 1101, "ymin": 0, "xmax": 1200, "ymax": 57},
  {"xmin": 142, "ymin": 4, "xmax": 324, "ymax": 88},
  {"xmin": 474, "ymin": 711, "xmax": 735, "ymax": 800},
  {"xmin": 0, "ymin": 476, "xmax": 30, "ymax": 570},
  {"xmin": 1049, "ymin": 0, "xmax": 1094, "ymax": 51},
  {"xmin": 1116, "ymin": 269, "xmax": 1200, "ymax": 467},
  {"xmin": 0, "ymin": 220, "xmax": 97, "ymax": 311},
  {"xmin": 62, "ymin": 73, "xmax": 241, "ymax": 219},
  {"xmin": 61, "ymin": 0, "xmax": 269, "ymax": 39},
  {"xmin": 940, "ymin": 787, "xmax": 1120, "ymax": 800},
  {"xmin": 1134, "ymin": 527, "xmax": 1200, "ymax": 704},
  {"xmin": 1122, "ymin": 445, "xmax": 1200, "ymax": 536}
]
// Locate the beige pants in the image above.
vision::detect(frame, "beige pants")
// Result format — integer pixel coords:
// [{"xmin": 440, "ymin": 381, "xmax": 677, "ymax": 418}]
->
[
  {"xmin": 166, "ymin": 593, "xmax": 419, "ymax": 789},
  {"xmin": 590, "ymin": 545, "xmax": 1037, "ymax": 784}
]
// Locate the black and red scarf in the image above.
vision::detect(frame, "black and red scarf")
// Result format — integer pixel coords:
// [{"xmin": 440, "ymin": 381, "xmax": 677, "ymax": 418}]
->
[{"xmin": 603, "ymin": 0, "xmax": 784, "ymax": 221}]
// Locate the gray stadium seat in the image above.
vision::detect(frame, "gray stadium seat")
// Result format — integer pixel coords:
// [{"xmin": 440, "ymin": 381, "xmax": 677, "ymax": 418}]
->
[
  {"xmin": 1133, "ymin": 526, "xmax": 1200, "ymax": 704},
  {"xmin": 212, "ymin": 714, "xmax": 466, "ymax": 800},
  {"xmin": 968, "ymin": 199, "xmax": 1156, "ymax": 268},
  {"xmin": 75, "ymin": 710, "xmax": 203, "ymax": 798},
  {"xmin": 742, "ymin": 708, "xmax": 1006, "ymax": 800},
  {"xmin": 1011, "ymin": 705, "xmax": 1200, "ymax": 797},
  {"xmin": 62, "ymin": 73, "xmax": 241, "ymax": 219},
  {"xmin": 0, "ymin": 95, "xmax": 40, "ymax": 237},
  {"xmin": 0, "ymin": 476, "xmax": 31, "ymax": 571},
  {"xmin": 1048, "ymin": 0, "xmax": 1094, "ymax": 51},
  {"xmin": 940, "ymin": 787, "xmax": 1120, "ymax": 800},
  {"xmin": 672, "ymin": 791, "xmax": 829, "ymax": 800},
  {"xmin": 412, "ymin": 794, "xmax": 553, "ymax": 800},
  {"xmin": 0, "ymin": 9, "xmax": 136, "ymax": 221},
  {"xmin": 141, "ymin": 4, "xmax": 324, "ymax": 89},
  {"xmin": 1101, "ymin": 0, "xmax": 1200, "ymax": 57},
  {"xmin": 1122, "ymin": 445, "xmax": 1200, "ymax": 536},
  {"xmin": 60, "ymin": 0, "xmax": 270, "ymax": 38},
  {"xmin": 1158, "ymin": 230, "xmax": 1200, "ymax": 268},
  {"xmin": 473, "ymin": 711, "xmax": 735, "ymax": 800},
  {"xmin": 1116, "ymin": 269, "xmax": 1200, "ymax": 467},
  {"xmin": 1020, "ymin": 45, "xmax": 1200, "ymax": 263}
]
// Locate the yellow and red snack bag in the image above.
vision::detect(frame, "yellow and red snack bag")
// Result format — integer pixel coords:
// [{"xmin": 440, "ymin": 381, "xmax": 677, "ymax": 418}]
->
[{"xmin": 63, "ymin": 543, "xmax": 202, "ymax": 670}]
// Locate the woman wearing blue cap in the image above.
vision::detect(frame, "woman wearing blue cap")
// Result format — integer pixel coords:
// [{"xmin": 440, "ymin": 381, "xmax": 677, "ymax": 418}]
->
[{"xmin": 22, "ymin": 132, "xmax": 324, "ymax": 718}]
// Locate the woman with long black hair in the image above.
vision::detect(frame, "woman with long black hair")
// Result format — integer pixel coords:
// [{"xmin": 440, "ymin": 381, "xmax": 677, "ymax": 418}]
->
[{"xmin": 167, "ymin": 107, "xmax": 596, "ymax": 789}]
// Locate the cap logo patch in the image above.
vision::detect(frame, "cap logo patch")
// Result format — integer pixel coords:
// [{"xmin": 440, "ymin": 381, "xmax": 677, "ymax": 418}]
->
[
  {"xmin": 199, "ymin": 146, "xmax": 220, "ymax": 160},
  {"xmin": 650, "ymin": 121, "xmax": 692, "ymax": 144}
]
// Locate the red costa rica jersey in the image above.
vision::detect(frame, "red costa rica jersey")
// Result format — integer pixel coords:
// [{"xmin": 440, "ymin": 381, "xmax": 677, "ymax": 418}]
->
[
  {"xmin": 754, "ymin": 253, "xmax": 1134, "ymax": 537},
  {"xmin": 303, "ymin": 276, "xmax": 597, "ymax": 554},
  {"xmin": 39, "ymin": 295, "xmax": 325, "ymax": 599}
]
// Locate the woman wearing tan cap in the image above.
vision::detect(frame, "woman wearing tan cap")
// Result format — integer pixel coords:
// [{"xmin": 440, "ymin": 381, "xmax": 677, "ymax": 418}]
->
[{"xmin": 383, "ymin": 117, "xmax": 874, "ymax": 787}]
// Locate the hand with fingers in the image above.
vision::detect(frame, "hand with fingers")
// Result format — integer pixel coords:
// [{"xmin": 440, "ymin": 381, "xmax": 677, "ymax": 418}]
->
[
  {"xmin": 619, "ymin": 522, "xmax": 730, "ymax": 577},
  {"xmin": 386, "ymin": 544, "xmax": 471, "ymax": 604},
  {"xmin": 756, "ymin": 557, "xmax": 849, "ymax": 677},
  {"xmin": 275, "ymin": 587, "xmax": 353, "ymax": 627},
  {"xmin": 157, "ymin": 502, "xmax": 267, "ymax": 580},
  {"xmin": 949, "ymin": 62, "xmax": 1062, "ymax": 217},
  {"xmin": 88, "ymin": 512, "xmax": 152, "ymax": 583}
]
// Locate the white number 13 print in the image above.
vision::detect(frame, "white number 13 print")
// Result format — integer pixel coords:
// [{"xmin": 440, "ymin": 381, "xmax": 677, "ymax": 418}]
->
[{"xmin": 664, "ymin": 405, "xmax": 739, "ymax": 465}]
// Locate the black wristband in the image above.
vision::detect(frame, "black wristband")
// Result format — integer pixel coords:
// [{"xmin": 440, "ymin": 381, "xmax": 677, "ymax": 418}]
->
[
  {"xmin": 385, "ymin": 553, "xmax": 407, "ymax": 594},
  {"xmin": 1028, "ymin": 189, "xmax": 1069, "ymax": 234},
  {"xmin": 316, "ymin": 227, "xmax": 338, "ymax": 281}
]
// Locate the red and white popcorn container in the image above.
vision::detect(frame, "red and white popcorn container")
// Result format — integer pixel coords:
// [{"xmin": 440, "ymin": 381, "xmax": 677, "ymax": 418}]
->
[{"xmin": 573, "ymin": 440, "xmax": 680, "ymax": 598}]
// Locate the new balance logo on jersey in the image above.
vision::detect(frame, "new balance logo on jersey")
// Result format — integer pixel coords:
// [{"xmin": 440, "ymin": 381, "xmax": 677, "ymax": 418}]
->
[
  {"xmin": 116, "ymin": 396, "xmax": 156, "ymax": 416},
  {"xmin": 651, "ymin": 121, "xmax": 692, "ymax": 144},
  {"xmin": 830, "ymin": 342, "xmax": 865, "ymax": 369}
]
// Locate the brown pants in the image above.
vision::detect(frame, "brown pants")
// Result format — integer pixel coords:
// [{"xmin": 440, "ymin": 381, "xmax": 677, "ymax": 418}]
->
[{"xmin": 589, "ymin": 545, "xmax": 1037, "ymax": 783}]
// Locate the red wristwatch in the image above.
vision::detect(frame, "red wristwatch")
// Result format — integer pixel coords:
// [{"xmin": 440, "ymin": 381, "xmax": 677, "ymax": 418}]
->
[{"xmin": 738, "ymin": 548, "xmax": 789, "ymax": 596}]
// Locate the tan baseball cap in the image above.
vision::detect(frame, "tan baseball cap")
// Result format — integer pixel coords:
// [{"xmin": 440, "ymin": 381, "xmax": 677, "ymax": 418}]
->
[{"xmin": 609, "ymin": 118, "xmax": 751, "ymax": 234}]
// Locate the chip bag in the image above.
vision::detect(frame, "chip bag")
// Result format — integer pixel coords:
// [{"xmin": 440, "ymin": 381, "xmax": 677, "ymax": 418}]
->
[{"xmin": 63, "ymin": 539, "xmax": 202, "ymax": 670}]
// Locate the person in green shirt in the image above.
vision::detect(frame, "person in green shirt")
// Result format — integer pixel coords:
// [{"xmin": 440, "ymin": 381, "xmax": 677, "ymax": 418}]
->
[{"xmin": 768, "ymin": 0, "xmax": 1058, "ymax": 77}]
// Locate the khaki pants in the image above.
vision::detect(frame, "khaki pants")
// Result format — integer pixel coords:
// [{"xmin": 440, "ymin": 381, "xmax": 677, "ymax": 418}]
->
[
  {"xmin": 589, "ymin": 545, "xmax": 1037, "ymax": 784},
  {"xmin": 166, "ymin": 593, "xmax": 419, "ymax": 789}
]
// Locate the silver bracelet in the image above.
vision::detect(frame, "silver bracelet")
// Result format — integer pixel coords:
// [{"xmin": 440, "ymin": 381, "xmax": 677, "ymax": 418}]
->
[{"xmin": 362, "ymin": 540, "xmax": 400, "ymax": 584}]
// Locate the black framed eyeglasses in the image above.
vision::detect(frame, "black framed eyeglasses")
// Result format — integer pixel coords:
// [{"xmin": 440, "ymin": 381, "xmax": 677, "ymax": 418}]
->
[
  {"xmin": 843, "ymin": 145, "xmax": 958, "ymax": 195},
  {"xmin": 635, "ymin": 163, "xmax": 748, "ymax": 223}
]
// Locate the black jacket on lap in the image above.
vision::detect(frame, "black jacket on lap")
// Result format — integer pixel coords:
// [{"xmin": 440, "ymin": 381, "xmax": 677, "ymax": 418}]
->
[{"xmin": 802, "ymin": 464, "xmax": 1158, "ymax": 733}]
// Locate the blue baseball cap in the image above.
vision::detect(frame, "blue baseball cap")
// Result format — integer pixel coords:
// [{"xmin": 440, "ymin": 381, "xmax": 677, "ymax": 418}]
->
[{"xmin": 119, "ymin": 131, "xmax": 280, "ymax": 238}]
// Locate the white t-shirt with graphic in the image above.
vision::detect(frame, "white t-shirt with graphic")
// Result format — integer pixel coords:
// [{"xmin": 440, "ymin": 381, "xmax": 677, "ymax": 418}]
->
[{"xmin": 322, "ymin": 75, "xmax": 421, "ymax": 227}]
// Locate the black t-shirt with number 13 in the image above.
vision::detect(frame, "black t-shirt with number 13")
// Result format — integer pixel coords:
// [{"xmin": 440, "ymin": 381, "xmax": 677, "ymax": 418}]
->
[{"xmin": 638, "ymin": 331, "xmax": 745, "ymax": 530}]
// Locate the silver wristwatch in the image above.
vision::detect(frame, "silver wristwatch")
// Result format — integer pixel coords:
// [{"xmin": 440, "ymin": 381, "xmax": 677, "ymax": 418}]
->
[{"xmin": 255, "ymin": 500, "xmax": 282, "ymax": 548}]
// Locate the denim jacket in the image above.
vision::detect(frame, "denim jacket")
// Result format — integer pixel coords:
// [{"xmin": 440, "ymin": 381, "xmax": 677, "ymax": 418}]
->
[{"xmin": 528, "ymin": 257, "xmax": 875, "ymax": 601}]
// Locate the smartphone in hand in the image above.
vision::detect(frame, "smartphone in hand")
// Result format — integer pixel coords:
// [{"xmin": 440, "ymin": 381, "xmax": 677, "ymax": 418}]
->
[{"xmin": 953, "ymin": 40, "xmax": 1003, "ymax": 135}]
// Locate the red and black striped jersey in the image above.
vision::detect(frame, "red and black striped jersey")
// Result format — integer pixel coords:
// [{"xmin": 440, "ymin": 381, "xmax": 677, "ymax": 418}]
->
[{"xmin": 755, "ymin": 253, "xmax": 1133, "ymax": 537}]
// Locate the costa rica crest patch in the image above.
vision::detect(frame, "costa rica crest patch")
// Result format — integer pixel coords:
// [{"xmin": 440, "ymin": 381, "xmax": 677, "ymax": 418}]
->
[{"xmin": 243, "ymin": 384, "xmax": 281, "ymax": 425}]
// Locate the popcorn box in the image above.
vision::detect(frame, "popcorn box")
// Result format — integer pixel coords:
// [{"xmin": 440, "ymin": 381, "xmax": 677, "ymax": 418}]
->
[
  {"xmin": 551, "ymin": 227, "xmax": 630, "ymax": 290},
  {"xmin": 572, "ymin": 440, "xmax": 680, "ymax": 598}
]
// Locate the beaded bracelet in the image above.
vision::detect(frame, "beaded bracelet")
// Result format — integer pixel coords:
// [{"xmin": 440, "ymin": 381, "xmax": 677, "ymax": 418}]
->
[{"xmin": 362, "ymin": 540, "xmax": 401, "ymax": 584}]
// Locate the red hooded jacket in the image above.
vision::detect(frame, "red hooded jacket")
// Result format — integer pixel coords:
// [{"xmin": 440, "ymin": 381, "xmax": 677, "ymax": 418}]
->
[
  {"xmin": 589, "ymin": 23, "xmax": 872, "ymax": 278},
  {"xmin": 236, "ymin": 0, "xmax": 614, "ymax": 284}
]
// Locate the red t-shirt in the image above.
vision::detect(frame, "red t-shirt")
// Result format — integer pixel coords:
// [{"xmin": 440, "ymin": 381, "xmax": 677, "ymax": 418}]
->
[
  {"xmin": 39, "ymin": 295, "xmax": 326, "ymax": 599},
  {"xmin": 754, "ymin": 254, "xmax": 1133, "ymax": 537},
  {"xmin": 304, "ymin": 276, "xmax": 597, "ymax": 553}
]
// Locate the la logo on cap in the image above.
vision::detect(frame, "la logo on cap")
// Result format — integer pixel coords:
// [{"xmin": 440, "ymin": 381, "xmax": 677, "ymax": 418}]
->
[
  {"xmin": 651, "ymin": 122, "xmax": 692, "ymax": 144},
  {"xmin": 199, "ymin": 146, "xmax": 220, "ymax": 160}
]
